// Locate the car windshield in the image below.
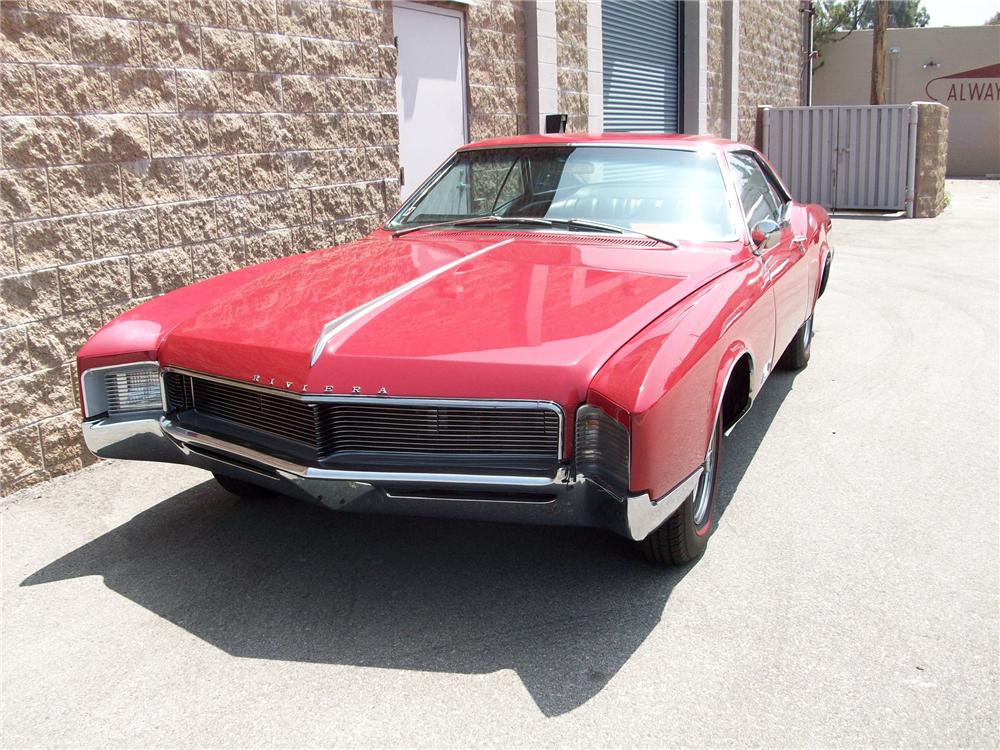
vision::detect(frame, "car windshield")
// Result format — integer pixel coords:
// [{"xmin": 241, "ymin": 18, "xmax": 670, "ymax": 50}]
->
[{"xmin": 387, "ymin": 145, "xmax": 738, "ymax": 241}]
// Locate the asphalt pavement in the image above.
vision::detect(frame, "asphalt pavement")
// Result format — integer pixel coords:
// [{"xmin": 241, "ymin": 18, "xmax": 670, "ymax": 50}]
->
[{"xmin": 2, "ymin": 179, "xmax": 997, "ymax": 748}]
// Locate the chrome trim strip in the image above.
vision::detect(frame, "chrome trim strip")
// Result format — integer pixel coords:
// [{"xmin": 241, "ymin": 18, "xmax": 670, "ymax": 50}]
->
[
  {"xmin": 308, "ymin": 237, "xmax": 515, "ymax": 366},
  {"xmin": 161, "ymin": 418, "xmax": 567, "ymax": 488},
  {"xmin": 80, "ymin": 360, "xmax": 160, "ymax": 419},
  {"xmin": 161, "ymin": 365, "xmax": 567, "ymax": 459},
  {"xmin": 625, "ymin": 468, "xmax": 704, "ymax": 542},
  {"xmin": 457, "ymin": 142, "xmax": 714, "ymax": 153},
  {"xmin": 382, "ymin": 492, "xmax": 558, "ymax": 505}
]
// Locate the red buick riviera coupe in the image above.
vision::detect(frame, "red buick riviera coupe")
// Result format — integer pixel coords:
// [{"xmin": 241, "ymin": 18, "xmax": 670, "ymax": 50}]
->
[{"xmin": 79, "ymin": 134, "xmax": 832, "ymax": 565}]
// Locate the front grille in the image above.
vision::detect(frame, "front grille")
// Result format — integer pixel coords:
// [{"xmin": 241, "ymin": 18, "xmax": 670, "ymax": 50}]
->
[
  {"xmin": 189, "ymin": 375, "xmax": 319, "ymax": 447},
  {"xmin": 163, "ymin": 372, "xmax": 561, "ymax": 467}
]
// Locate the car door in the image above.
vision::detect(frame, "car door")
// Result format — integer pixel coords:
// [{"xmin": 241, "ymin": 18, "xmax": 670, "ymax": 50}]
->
[{"xmin": 727, "ymin": 151, "xmax": 810, "ymax": 363}]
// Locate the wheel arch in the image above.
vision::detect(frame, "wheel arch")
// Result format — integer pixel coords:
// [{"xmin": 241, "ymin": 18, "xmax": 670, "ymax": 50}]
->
[
  {"xmin": 818, "ymin": 247, "xmax": 833, "ymax": 298},
  {"xmin": 712, "ymin": 347, "xmax": 756, "ymax": 440}
]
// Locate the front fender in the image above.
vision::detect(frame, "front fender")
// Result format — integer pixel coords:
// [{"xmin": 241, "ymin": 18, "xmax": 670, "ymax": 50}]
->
[{"xmin": 588, "ymin": 259, "xmax": 773, "ymax": 500}]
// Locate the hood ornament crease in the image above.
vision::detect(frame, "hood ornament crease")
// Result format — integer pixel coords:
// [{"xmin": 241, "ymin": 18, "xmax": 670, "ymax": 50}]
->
[{"xmin": 309, "ymin": 237, "xmax": 514, "ymax": 366}]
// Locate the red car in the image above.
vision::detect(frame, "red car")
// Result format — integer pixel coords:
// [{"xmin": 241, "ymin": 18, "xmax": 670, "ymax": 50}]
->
[{"xmin": 79, "ymin": 134, "xmax": 832, "ymax": 565}]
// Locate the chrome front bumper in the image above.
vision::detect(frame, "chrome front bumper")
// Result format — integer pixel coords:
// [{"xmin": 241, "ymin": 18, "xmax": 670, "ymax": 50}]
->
[{"xmin": 82, "ymin": 415, "xmax": 702, "ymax": 542}]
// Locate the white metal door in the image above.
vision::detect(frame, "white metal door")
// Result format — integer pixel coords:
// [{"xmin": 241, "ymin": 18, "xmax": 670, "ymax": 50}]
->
[
  {"xmin": 762, "ymin": 105, "xmax": 917, "ymax": 214},
  {"xmin": 393, "ymin": 3, "xmax": 467, "ymax": 199}
]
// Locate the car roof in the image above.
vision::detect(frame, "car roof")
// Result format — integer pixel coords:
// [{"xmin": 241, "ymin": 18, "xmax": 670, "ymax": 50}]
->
[{"xmin": 459, "ymin": 133, "xmax": 743, "ymax": 151}]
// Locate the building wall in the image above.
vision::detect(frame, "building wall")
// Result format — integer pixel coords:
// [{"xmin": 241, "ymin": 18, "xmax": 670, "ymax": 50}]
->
[
  {"xmin": 584, "ymin": 0, "xmax": 602, "ymax": 133},
  {"xmin": 705, "ymin": 0, "xmax": 726, "ymax": 137},
  {"xmin": 813, "ymin": 25, "xmax": 1000, "ymax": 177},
  {"xmin": 737, "ymin": 0, "xmax": 803, "ymax": 143},
  {"xmin": 466, "ymin": 0, "xmax": 528, "ymax": 140},
  {"xmin": 555, "ymin": 0, "xmax": 588, "ymax": 132}
]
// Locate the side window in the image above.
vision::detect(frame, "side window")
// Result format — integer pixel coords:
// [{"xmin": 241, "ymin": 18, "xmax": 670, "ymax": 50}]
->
[
  {"xmin": 727, "ymin": 153, "xmax": 782, "ymax": 229},
  {"xmin": 760, "ymin": 164, "xmax": 788, "ymax": 208}
]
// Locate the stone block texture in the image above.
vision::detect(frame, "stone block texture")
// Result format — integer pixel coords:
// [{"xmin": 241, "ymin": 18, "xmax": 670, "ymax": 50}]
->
[
  {"xmin": 913, "ymin": 102, "xmax": 948, "ymax": 219},
  {"xmin": 705, "ymin": 0, "xmax": 725, "ymax": 137},
  {"xmin": 737, "ymin": 0, "xmax": 804, "ymax": 143},
  {"xmin": 466, "ymin": 0, "xmax": 527, "ymax": 140},
  {"xmin": 555, "ymin": 0, "xmax": 587, "ymax": 133},
  {"xmin": 0, "ymin": 0, "xmax": 413, "ymax": 496}
]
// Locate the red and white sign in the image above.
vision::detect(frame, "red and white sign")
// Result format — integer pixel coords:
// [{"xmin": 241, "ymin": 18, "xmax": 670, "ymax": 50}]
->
[{"xmin": 925, "ymin": 63, "xmax": 1000, "ymax": 102}]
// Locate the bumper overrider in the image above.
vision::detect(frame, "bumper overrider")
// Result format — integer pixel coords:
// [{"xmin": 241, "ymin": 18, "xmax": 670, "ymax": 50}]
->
[{"xmin": 80, "ymin": 365, "xmax": 703, "ymax": 542}]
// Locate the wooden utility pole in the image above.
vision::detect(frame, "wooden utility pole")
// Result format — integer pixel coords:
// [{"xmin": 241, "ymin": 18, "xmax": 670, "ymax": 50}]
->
[{"xmin": 871, "ymin": 0, "xmax": 888, "ymax": 104}]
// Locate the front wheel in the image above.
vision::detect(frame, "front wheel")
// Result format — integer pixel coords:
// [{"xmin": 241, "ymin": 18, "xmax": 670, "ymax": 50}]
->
[
  {"xmin": 638, "ymin": 413, "xmax": 722, "ymax": 565},
  {"xmin": 777, "ymin": 314, "xmax": 813, "ymax": 371}
]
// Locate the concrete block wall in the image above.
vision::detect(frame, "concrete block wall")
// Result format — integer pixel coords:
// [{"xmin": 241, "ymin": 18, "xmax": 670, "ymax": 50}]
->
[
  {"xmin": 466, "ymin": 0, "xmax": 528, "ymax": 140},
  {"xmin": 554, "ymin": 0, "xmax": 587, "ymax": 133},
  {"xmin": 737, "ymin": 0, "xmax": 802, "ymax": 143},
  {"xmin": 0, "ymin": 0, "xmax": 403, "ymax": 496},
  {"xmin": 705, "ymin": 0, "xmax": 725, "ymax": 136},
  {"xmin": 913, "ymin": 102, "xmax": 948, "ymax": 219}
]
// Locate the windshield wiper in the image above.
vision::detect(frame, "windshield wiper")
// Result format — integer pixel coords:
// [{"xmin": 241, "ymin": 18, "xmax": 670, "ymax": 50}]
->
[
  {"xmin": 391, "ymin": 215, "xmax": 552, "ymax": 238},
  {"xmin": 547, "ymin": 218, "xmax": 679, "ymax": 248},
  {"xmin": 391, "ymin": 214, "xmax": 678, "ymax": 247}
]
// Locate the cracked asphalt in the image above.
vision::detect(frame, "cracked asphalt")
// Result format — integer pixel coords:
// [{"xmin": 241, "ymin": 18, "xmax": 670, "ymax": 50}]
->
[{"xmin": 2, "ymin": 180, "xmax": 997, "ymax": 748}]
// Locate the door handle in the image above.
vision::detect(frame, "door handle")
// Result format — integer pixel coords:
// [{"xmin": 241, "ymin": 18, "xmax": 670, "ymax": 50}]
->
[{"xmin": 793, "ymin": 235, "xmax": 808, "ymax": 254}]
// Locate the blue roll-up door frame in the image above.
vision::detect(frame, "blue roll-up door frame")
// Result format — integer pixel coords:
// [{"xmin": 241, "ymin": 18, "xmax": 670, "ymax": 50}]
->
[{"xmin": 602, "ymin": 0, "xmax": 684, "ymax": 133}]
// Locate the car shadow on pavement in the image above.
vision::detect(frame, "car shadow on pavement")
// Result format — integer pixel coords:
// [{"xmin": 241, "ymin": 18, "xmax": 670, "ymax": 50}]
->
[{"xmin": 22, "ymin": 374, "xmax": 796, "ymax": 717}]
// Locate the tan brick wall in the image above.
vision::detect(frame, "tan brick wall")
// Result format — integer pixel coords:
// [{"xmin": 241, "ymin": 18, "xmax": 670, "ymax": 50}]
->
[
  {"xmin": 0, "ymin": 0, "xmax": 401, "ymax": 496},
  {"xmin": 914, "ymin": 102, "xmax": 948, "ymax": 219},
  {"xmin": 466, "ymin": 0, "xmax": 527, "ymax": 140},
  {"xmin": 705, "ymin": 0, "xmax": 725, "ymax": 137},
  {"xmin": 738, "ymin": 0, "xmax": 803, "ymax": 143},
  {"xmin": 555, "ymin": 0, "xmax": 587, "ymax": 133}
]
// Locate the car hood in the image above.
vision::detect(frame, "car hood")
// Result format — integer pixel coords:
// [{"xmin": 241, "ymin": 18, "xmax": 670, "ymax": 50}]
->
[{"xmin": 158, "ymin": 230, "xmax": 744, "ymax": 407}]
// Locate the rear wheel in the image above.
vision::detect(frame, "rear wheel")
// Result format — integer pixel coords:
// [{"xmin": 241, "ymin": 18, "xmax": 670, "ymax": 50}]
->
[
  {"xmin": 639, "ymin": 413, "xmax": 722, "ymax": 565},
  {"xmin": 777, "ymin": 314, "xmax": 813, "ymax": 371},
  {"xmin": 213, "ymin": 472, "xmax": 269, "ymax": 499}
]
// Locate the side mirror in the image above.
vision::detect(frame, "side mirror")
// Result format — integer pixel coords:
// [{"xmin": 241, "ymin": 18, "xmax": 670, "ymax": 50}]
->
[{"xmin": 751, "ymin": 218, "xmax": 782, "ymax": 253}]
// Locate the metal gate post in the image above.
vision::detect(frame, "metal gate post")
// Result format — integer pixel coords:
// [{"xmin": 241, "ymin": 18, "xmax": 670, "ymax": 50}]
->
[{"xmin": 905, "ymin": 104, "xmax": 918, "ymax": 218}]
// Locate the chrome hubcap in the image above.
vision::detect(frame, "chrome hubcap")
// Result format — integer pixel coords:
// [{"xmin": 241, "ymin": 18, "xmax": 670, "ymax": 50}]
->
[
  {"xmin": 803, "ymin": 317, "xmax": 813, "ymax": 347},
  {"xmin": 692, "ymin": 427, "xmax": 717, "ymax": 526}
]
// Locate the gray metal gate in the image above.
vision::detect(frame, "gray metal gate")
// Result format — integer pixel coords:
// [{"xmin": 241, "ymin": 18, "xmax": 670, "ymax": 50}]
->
[
  {"xmin": 602, "ymin": 0, "xmax": 682, "ymax": 132},
  {"xmin": 761, "ymin": 105, "xmax": 918, "ymax": 215}
]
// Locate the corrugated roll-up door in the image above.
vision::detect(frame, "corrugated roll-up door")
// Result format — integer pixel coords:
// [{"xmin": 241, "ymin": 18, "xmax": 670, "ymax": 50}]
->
[{"xmin": 602, "ymin": 0, "xmax": 683, "ymax": 133}]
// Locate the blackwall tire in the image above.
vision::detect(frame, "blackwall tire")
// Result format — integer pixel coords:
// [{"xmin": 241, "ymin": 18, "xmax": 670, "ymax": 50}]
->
[{"xmin": 638, "ymin": 413, "xmax": 722, "ymax": 565}]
